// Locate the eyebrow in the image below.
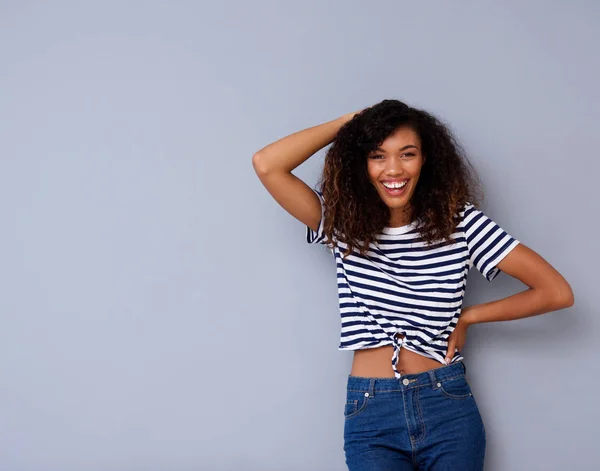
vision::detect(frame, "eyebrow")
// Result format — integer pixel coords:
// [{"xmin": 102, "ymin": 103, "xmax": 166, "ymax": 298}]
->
[{"xmin": 371, "ymin": 145, "xmax": 418, "ymax": 153}]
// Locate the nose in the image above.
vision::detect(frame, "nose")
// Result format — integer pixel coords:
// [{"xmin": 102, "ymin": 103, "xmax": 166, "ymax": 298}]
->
[{"xmin": 385, "ymin": 155, "xmax": 404, "ymax": 175}]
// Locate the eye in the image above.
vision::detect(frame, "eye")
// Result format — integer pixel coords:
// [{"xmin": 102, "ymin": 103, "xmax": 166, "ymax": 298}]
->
[
  {"xmin": 401, "ymin": 152, "xmax": 416, "ymax": 158},
  {"xmin": 369, "ymin": 154, "xmax": 385, "ymax": 160}
]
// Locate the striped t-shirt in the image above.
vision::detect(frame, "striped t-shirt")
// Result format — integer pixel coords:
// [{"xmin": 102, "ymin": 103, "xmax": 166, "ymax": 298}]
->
[{"xmin": 306, "ymin": 189, "xmax": 520, "ymax": 379}]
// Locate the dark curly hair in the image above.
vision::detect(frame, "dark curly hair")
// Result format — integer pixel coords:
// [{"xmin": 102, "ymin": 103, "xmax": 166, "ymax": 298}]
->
[{"xmin": 317, "ymin": 99, "xmax": 483, "ymax": 258}]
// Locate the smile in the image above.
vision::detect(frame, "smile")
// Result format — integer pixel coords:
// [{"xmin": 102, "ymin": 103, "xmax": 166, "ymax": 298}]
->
[{"xmin": 381, "ymin": 179, "xmax": 409, "ymax": 196}]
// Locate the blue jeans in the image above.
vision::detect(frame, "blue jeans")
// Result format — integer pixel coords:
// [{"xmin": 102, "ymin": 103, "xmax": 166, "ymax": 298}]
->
[{"xmin": 344, "ymin": 361, "xmax": 486, "ymax": 470}]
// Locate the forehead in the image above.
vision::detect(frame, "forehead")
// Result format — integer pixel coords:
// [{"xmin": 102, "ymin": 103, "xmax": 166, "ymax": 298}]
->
[{"xmin": 377, "ymin": 126, "xmax": 421, "ymax": 150}]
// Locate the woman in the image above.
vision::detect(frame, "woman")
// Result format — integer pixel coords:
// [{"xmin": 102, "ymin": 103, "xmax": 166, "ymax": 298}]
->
[{"xmin": 252, "ymin": 99, "xmax": 574, "ymax": 470}]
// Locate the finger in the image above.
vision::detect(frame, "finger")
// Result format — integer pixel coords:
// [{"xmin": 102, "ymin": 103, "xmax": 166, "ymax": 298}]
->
[{"xmin": 445, "ymin": 338, "xmax": 456, "ymax": 365}]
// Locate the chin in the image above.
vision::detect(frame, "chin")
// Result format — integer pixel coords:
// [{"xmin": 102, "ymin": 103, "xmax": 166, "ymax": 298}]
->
[{"xmin": 380, "ymin": 194, "xmax": 412, "ymax": 207}]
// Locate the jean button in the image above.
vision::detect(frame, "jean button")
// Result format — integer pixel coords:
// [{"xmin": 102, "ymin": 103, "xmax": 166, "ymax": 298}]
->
[{"xmin": 402, "ymin": 378, "xmax": 409, "ymax": 386}]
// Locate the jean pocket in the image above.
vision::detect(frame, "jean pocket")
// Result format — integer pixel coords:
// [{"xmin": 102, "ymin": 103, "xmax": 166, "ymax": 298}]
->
[
  {"xmin": 344, "ymin": 390, "xmax": 371, "ymax": 420},
  {"xmin": 438, "ymin": 375, "xmax": 473, "ymax": 400}
]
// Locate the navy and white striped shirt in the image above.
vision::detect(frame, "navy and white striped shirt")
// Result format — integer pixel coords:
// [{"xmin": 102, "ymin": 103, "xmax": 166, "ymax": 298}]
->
[{"xmin": 306, "ymin": 189, "xmax": 520, "ymax": 378}]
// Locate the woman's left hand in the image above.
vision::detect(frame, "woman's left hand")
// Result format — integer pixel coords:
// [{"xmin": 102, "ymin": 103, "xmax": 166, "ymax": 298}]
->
[{"xmin": 445, "ymin": 307, "xmax": 477, "ymax": 364}]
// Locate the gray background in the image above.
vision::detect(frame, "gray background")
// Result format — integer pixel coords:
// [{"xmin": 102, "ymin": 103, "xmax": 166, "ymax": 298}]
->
[{"xmin": 1, "ymin": 1, "xmax": 597, "ymax": 470}]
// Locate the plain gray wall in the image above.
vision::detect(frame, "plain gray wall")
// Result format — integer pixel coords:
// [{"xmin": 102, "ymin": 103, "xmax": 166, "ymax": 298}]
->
[{"xmin": 1, "ymin": 1, "xmax": 598, "ymax": 470}]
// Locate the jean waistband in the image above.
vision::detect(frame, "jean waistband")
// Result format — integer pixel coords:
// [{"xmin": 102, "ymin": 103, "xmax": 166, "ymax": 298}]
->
[{"xmin": 346, "ymin": 361, "xmax": 467, "ymax": 393}]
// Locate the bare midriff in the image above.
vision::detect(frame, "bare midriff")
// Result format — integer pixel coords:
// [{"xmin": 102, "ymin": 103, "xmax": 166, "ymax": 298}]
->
[{"xmin": 349, "ymin": 332, "xmax": 446, "ymax": 377}]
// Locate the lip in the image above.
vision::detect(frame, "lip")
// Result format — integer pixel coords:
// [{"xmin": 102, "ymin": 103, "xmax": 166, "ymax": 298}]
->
[{"xmin": 380, "ymin": 179, "xmax": 410, "ymax": 197}]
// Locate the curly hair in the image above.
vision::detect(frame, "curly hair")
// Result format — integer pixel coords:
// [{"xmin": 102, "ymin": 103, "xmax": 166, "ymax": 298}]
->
[{"xmin": 317, "ymin": 99, "xmax": 483, "ymax": 258}]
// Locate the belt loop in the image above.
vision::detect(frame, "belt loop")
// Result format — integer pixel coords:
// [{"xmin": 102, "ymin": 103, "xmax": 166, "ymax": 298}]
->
[
  {"xmin": 368, "ymin": 378, "xmax": 376, "ymax": 397},
  {"xmin": 428, "ymin": 369, "xmax": 438, "ymax": 389}
]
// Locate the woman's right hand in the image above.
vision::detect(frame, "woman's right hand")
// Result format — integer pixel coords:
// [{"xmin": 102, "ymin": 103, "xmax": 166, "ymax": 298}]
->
[{"xmin": 340, "ymin": 109, "xmax": 363, "ymax": 123}]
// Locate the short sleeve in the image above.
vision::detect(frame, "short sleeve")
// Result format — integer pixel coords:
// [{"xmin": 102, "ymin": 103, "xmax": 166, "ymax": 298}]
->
[
  {"xmin": 306, "ymin": 189, "xmax": 327, "ymax": 244},
  {"xmin": 462, "ymin": 203, "xmax": 520, "ymax": 282}
]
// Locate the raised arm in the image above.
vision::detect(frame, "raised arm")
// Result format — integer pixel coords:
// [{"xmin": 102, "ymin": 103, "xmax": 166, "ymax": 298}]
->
[{"xmin": 252, "ymin": 111, "xmax": 358, "ymax": 232}]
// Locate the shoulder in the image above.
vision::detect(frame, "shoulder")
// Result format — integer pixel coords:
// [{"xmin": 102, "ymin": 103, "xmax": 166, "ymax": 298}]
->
[
  {"xmin": 455, "ymin": 201, "xmax": 502, "ymax": 238},
  {"xmin": 456, "ymin": 201, "xmax": 479, "ymax": 227},
  {"xmin": 458, "ymin": 201, "xmax": 477, "ymax": 216}
]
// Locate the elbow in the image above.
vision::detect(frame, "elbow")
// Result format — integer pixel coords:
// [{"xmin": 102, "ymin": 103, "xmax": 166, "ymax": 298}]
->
[
  {"xmin": 553, "ymin": 282, "xmax": 575, "ymax": 310},
  {"xmin": 252, "ymin": 152, "xmax": 262, "ymax": 171},
  {"xmin": 562, "ymin": 288, "xmax": 575, "ymax": 309},
  {"xmin": 252, "ymin": 152, "xmax": 269, "ymax": 176}
]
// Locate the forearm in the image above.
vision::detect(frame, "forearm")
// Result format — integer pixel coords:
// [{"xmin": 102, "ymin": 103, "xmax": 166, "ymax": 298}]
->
[
  {"xmin": 252, "ymin": 112, "xmax": 356, "ymax": 174},
  {"xmin": 463, "ymin": 287, "xmax": 572, "ymax": 325}
]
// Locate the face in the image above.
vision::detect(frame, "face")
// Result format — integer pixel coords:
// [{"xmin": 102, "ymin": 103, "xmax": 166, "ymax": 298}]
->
[{"xmin": 366, "ymin": 126, "xmax": 425, "ymax": 227}]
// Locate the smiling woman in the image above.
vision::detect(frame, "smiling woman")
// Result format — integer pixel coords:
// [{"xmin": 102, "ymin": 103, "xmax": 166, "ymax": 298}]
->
[{"xmin": 252, "ymin": 99, "xmax": 574, "ymax": 471}]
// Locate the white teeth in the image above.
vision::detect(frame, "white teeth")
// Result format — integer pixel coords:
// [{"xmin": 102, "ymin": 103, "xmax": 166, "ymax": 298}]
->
[{"xmin": 383, "ymin": 181, "xmax": 407, "ymax": 189}]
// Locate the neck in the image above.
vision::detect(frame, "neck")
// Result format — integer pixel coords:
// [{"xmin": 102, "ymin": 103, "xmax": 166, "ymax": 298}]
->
[{"xmin": 388, "ymin": 206, "xmax": 412, "ymax": 227}]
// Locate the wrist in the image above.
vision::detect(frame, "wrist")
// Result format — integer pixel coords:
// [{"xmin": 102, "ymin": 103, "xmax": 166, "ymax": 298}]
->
[{"xmin": 339, "ymin": 110, "xmax": 360, "ymax": 124}]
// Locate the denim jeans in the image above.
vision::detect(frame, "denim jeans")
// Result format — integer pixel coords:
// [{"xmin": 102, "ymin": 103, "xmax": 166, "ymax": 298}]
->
[{"xmin": 344, "ymin": 361, "xmax": 486, "ymax": 470}]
